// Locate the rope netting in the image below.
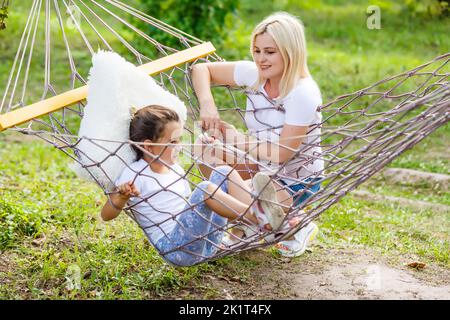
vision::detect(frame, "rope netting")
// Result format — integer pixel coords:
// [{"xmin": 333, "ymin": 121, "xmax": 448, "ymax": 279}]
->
[{"xmin": 0, "ymin": 1, "xmax": 448, "ymax": 266}]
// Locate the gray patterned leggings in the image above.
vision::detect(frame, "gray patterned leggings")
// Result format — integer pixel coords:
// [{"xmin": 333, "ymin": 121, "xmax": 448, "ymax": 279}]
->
[{"xmin": 154, "ymin": 166, "xmax": 232, "ymax": 267}]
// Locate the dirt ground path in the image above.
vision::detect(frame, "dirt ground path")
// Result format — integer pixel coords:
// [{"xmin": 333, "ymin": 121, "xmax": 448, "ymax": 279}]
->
[
  {"xmin": 196, "ymin": 247, "xmax": 450, "ymax": 300},
  {"xmin": 291, "ymin": 263, "xmax": 449, "ymax": 299}
]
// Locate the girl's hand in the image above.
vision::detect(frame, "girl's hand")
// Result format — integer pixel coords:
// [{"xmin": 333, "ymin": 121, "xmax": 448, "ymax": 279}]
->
[{"xmin": 117, "ymin": 181, "xmax": 140, "ymax": 200}]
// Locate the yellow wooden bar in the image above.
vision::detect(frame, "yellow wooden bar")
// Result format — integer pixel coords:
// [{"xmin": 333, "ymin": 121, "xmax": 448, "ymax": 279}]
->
[{"xmin": 0, "ymin": 42, "xmax": 215, "ymax": 131}]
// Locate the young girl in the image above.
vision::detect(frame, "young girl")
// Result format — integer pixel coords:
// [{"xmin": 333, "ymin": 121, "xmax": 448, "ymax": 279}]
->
[
  {"xmin": 191, "ymin": 12, "xmax": 322, "ymax": 257},
  {"xmin": 100, "ymin": 105, "xmax": 295, "ymax": 267}
]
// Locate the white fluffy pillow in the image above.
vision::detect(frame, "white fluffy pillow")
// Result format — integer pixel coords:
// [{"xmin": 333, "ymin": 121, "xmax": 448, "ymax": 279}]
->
[{"xmin": 71, "ymin": 50, "xmax": 187, "ymax": 190}]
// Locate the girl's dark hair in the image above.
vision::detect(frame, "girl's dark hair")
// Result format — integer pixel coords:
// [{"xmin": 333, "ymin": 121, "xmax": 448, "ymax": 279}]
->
[{"xmin": 129, "ymin": 105, "xmax": 180, "ymax": 159}]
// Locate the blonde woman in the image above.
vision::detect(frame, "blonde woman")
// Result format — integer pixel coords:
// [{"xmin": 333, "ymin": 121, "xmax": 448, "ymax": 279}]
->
[{"xmin": 191, "ymin": 12, "xmax": 322, "ymax": 257}]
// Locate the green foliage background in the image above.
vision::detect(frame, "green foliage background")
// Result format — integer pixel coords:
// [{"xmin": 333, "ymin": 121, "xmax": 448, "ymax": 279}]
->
[
  {"xmin": 0, "ymin": 4, "xmax": 8, "ymax": 30},
  {"xmin": 0, "ymin": 0, "xmax": 448, "ymax": 299},
  {"xmin": 134, "ymin": 0, "xmax": 239, "ymax": 57}
]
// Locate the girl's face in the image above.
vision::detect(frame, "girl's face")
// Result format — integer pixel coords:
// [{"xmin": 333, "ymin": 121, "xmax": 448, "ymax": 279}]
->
[
  {"xmin": 145, "ymin": 121, "xmax": 183, "ymax": 165},
  {"xmin": 253, "ymin": 32, "xmax": 285, "ymax": 81}
]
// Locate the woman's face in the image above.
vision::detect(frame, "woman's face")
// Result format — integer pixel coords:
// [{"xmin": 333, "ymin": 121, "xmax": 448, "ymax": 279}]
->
[{"xmin": 253, "ymin": 32, "xmax": 285, "ymax": 81}]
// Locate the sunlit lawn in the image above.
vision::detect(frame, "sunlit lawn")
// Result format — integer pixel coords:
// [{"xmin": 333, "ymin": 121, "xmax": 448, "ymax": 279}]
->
[{"xmin": 0, "ymin": 0, "xmax": 448, "ymax": 299}]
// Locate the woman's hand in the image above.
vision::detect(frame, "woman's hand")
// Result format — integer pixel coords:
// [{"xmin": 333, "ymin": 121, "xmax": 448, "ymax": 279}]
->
[
  {"xmin": 192, "ymin": 62, "xmax": 238, "ymax": 136},
  {"xmin": 200, "ymin": 104, "xmax": 221, "ymax": 135},
  {"xmin": 199, "ymin": 132, "xmax": 215, "ymax": 144},
  {"xmin": 220, "ymin": 120, "xmax": 241, "ymax": 145},
  {"xmin": 117, "ymin": 181, "xmax": 140, "ymax": 200}
]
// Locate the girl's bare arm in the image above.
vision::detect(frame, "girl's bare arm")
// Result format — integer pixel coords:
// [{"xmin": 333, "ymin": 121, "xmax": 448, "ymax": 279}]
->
[
  {"xmin": 101, "ymin": 193, "xmax": 129, "ymax": 221},
  {"xmin": 101, "ymin": 182, "xmax": 140, "ymax": 221}
]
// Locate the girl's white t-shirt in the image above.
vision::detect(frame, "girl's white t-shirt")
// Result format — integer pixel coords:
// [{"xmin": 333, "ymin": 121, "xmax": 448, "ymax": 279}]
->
[
  {"xmin": 115, "ymin": 159, "xmax": 191, "ymax": 244},
  {"xmin": 233, "ymin": 60, "xmax": 324, "ymax": 182}
]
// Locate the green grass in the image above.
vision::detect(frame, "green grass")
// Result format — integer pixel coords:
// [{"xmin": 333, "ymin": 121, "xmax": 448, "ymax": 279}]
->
[
  {"xmin": 0, "ymin": 134, "xmax": 448, "ymax": 298},
  {"xmin": 389, "ymin": 124, "xmax": 450, "ymax": 174},
  {"xmin": 0, "ymin": 0, "xmax": 449, "ymax": 299},
  {"xmin": 0, "ymin": 135, "xmax": 215, "ymax": 299},
  {"xmin": 317, "ymin": 196, "xmax": 449, "ymax": 265},
  {"xmin": 361, "ymin": 172, "xmax": 450, "ymax": 206}
]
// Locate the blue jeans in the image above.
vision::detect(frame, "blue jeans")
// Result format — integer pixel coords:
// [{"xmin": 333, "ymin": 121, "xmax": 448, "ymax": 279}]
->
[
  {"xmin": 281, "ymin": 177, "xmax": 322, "ymax": 207},
  {"xmin": 154, "ymin": 166, "xmax": 231, "ymax": 267}
]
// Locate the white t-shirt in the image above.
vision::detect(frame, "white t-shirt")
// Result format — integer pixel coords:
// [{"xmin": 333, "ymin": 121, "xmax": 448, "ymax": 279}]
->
[
  {"xmin": 233, "ymin": 60, "xmax": 324, "ymax": 182},
  {"xmin": 115, "ymin": 159, "xmax": 191, "ymax": 244}
]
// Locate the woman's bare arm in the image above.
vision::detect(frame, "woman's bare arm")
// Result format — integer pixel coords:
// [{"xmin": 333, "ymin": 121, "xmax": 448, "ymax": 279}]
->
[
  {"xmin": 191, "ymin": 62, "xmax": 238, "ymax": 133},
  {"xmin": 219, "ymin": 121, "xmax": 307, "ymax": 164}
]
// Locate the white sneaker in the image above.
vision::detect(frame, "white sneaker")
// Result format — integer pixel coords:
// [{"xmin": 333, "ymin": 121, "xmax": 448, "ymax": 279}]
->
[{"xmin": 275, "ymin": 222, "xmax": 319, "ymax": 257}]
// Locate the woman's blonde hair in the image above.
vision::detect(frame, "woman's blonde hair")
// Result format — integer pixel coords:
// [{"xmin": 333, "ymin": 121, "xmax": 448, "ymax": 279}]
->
[{"xmin": 250, "ymin": 12, "xmax": 310, "ymax": 99}]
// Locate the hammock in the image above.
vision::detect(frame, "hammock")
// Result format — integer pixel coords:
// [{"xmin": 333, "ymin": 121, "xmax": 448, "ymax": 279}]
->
[{"xmin": 0, "ymin": 0, "xmax": 448, "ymax": 266}]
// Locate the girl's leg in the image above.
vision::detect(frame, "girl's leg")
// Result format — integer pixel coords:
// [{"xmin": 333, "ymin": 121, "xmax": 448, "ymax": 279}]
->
[
  {"xmin": 154, "ymin": 171, "xmax": 256, "ymax": 266},
  {"xmin": 186, "ymin": 179, "xmax": 229, "ymax": 258},
  {"xmin": 207, "ymin": 166, "xmax": 292, "ymax": 213},
  {"xmin": 210, "ymin": 168, "xmax": 292, "ymax": 240},
  {"xmin": 202, "ymin": 183, "xmax": 257, "ymax": 223},
  {"xmin": 203, "ymin": 166, "xmax": 248, "ymax": 255},
  {"xmin": 181, "ymin": 167, "xmax": 258, "ymax": 256},
  {"xmin": 154, "ymin": 180, "xmax": 229, "ymax": 267},
  {"xmin": 241, "ymin": 178, "xmax": 293, "ymax": 212},
  {"xmin": 155, "ymin": 220, "xmax": 206, "ymax": 267},
  {"xmin": 207, "ymin": 166, "xmax": 288, "ymax": 215},
  {"xmin": 209, "ymin": 166, "xmax": 253, "ymax": 207}
]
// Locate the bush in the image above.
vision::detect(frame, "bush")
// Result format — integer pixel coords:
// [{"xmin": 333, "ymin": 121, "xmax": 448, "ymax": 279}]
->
[
  {"xmin": 402, "ymin": 0, "xmax": 449, "ymax": 18},
  {"xmin": 0, "ymin": 4, "xmax": 8, "ymax": 30},
  {"xmin": 134, "ymin": 0, "xmax": 239, "ymax": 57}
]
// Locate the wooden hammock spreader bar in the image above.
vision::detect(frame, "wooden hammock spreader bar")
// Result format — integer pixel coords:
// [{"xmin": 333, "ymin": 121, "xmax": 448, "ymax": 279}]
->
[{"xmin": 0, "ymin": 42, "xmax": 216, "ymax": 131}]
